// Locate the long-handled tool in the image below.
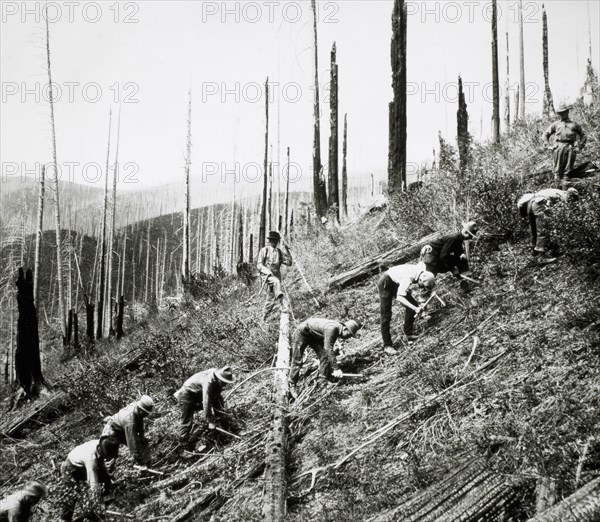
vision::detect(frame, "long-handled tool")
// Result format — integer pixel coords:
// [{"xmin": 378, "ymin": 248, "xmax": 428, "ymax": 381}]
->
[
  {"xmin": 133, "ymin": 465, "xmax": 164, "ymax": 476},
  {"xmin": 283, "ymin": 240, "xmax": 321, "ymax": 308},
  {"xmin": 339, "ymin": 373, "xmax": 363, "ymax": 378},
  {"xmin": 459, "ymin": 274, "xmax": 480, "ymax": 284},
  {"xmin": 106, "ymin": 510, "xmax": 135, "ymax": 519},
  {"xmin": 215, "ymin": 427, "xmax": 242, "ymax": 440}
]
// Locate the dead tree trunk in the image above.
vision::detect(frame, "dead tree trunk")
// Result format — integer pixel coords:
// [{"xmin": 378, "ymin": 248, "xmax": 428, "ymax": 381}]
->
[
  {"xmin": 388, "ymin": 0, "xmax": 408, "ymax": 195},
  {"xmin": 262, "ymin": 311, "xmax": 290, "ymax": 521},
  {"xmin": 342, "ymin": 114, "xmax": 348, "ymax": 219},
  {"xmin": 249, "ymin": 233, "xmax": 254, "ymax": 264},
  {"xmin": 97, "ymin": 109, "xmax": 112, "ymax": 339},
  {"xmin": 518, "ymin": 0, "xmax": 526, "ymax": 120},
  {"xmin": 116, "ymin": 295, "xmax": 124, "ymax": 339},
  {"xmin": 237, "ymin": 211, "xmax": 244, "ymax": 268},
  {"xmin": 108, "ymin": 105, "xmax": 121, "ymax": 336},
  {"xmin": 45, "ymin": 13, "xmax": 67, "ymax": 345},
  {"xmin": 527, "ymin": 477, "xmax": 600, "ymax": 522},
  {"xmin": 145, "ymin": 222, "xmax": 151, "ymax": 302},
  {"xmin": 311, "ymin": 0, "xmax": 328, "ymax": 219},
  {"xmin": 73, "ymin": 312, "xmax": 79, "ymax": 350},
  {"xmin": 284, "ymin": 147, "xmax": 291, "ymax": 236},
  {"xmin": 504, "ymin": 32, "xmax": 510, "ymax": 130},
  {"xmin": 15, "ymin": 268, "xmax": 45, "ymax": 396},
  {"xmin": 260, "ymin": 77, "xmax": 270, "ymax": 249},
  {"xmin": 329, "ymin": 232, "xmax": 441, "ymax": 290},
  {"xmin": 328, "ymin": 42, "xmax": 339, "ymax": 220},
  {"xmin": 542, "ymin": 5, "xmax": 554, "ymax": 116},
  {"xmin": 182, "ymin": 90, "xmax": 192, "ymax": 285},
  {"xmin": 457, "ymin": 76, "xmax": 470, "ymax": 175},
  {"xmin": 33, "ymin": 165, "xmax": 45, "ymax": 310},
  {"xmin": 491, "ymin": 0, "xmax": 500, "ymax": 143}
]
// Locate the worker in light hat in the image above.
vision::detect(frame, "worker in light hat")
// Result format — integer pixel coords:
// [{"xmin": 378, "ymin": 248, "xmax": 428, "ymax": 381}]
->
[
  {"xmin": 543, "ymin": 101, "xmax": 587, "ymax": 188},
  {"xmin": 289, "ymin": 318, "xmax": 361, "ymax": 397},
  {"xmin": 101, "ymin": 395, "xmax": 154, "ymax": 470},
  {"xmin": 420, "ymin": 221, "xmax": 478, "ymax": 278},
  {"xmin": 174, "ymin": 366, "xmax": 235, "ymax": 449},
  {"xmin": 0, "ymin": 481, "xmax": 47, "ymax": 521},
  {"xmin": 377, "ymin": 261, "xmax": 435, "ymax": 355}
]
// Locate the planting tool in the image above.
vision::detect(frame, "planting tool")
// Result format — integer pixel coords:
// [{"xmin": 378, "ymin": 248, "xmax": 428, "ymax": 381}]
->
[
  {"xmin": 339, "ymin": 373, "xmax": 363, "ymax": 378},
  {"xmin": 283, "ymin": 240, "xmax": 321, "ymax": 308},
  {"xmin": 434, "ymin": 293, "xmax": 447, "ymax": 307},
  {"xmin": 133, "ymin": 465, "xmax": 164, "ymax": 476},
  {"xmin": 106, "ymin": 510, "xmax": 135, "ymax": 519},
  {"xmin": 215, "ymin": 427, "xmax": 242, "ymax": 440},
  {"xmin": 459, "ymin": 274, "xmax": 480, "ymax": 284}
]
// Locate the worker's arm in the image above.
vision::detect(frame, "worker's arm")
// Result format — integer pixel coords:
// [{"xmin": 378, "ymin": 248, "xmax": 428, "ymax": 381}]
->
[
  {"xmin": 397, "ymin": 295, "xmax": 421, "ymax": 314},
  {"xmin": 575, "ymin": 123, "xmax": 587, "ymax": 149},
  {"xmin": 256, "ymin": 247, "xmax": 272, "ymax": 276},
  {"xmin": 322, "ymin": 327, "xmax": 340, "ymax": 371},
  {"xmin": 543, "ymin": 123, "xmax": 556, "ymax": 145},
  {"xmin": 203, "ymin": 380, "xmax": 215, "ymax": 424},
  {"xmin": 7, "ymin": 507, "xmax": 27, "ymax": 522},
  {"xmin": 125, "ymin": 416, "xmax": 147, "ymax": 465},
  {"xmin": 281, "ymin": 245, "xmax": 293, "ymax": 267},
  {"xmin": 439, "ymin": 237, "xmax": 461, "ymax": 271}
]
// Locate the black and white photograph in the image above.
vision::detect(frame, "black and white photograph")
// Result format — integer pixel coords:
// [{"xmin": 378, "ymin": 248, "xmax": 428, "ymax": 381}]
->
[{"xmin": 1, "ymin": 0, "xmax": 599, "ymax": 519}]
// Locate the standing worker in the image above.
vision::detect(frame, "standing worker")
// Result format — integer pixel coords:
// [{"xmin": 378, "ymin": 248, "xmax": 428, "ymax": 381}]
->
[
  {"xmin": 174, "ymin": 366, "xmax": 235, "ymax": 450},
  {"xmin": 288, "ymin": 318, "xmax": 360, "ymax": 397},
  {"xmin": 517, "ymin": 187, "xmax": 579, "ymax": 264},
  {"xmin": 59, "ymin": 436, "xmax": 120, "ymax": 521},
  {"xmin": 257, "ymin": 230, "xmax": 292, "ymax": 321},
  {"xmin": 101, "ymin": 395, "xmax": 154, "ymax": 470},
  {"xmin": 420, "ymin": 221, "xmax": 478, "ymax": 277},
  {"xmin": 377, "ymin": 262, "xmax": 435, "ymax": 355},
  {"xmin": 543, "ymin": 102, "xmax": 587, "ymax": 188},
  {"xmin": 0, "ymin": 481, "xmax": 47, "ymax": 521}
]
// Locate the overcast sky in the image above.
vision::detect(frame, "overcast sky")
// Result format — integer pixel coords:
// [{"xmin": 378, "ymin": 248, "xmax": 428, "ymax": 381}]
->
[{"xmin": 1, "ymin": 0, "xmax": 599, "ymax": 202}]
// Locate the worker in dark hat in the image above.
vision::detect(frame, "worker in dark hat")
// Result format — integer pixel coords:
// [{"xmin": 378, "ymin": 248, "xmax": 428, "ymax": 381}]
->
[
  {"xmin": 543, "ymin": 102, "xmax": 587, "ymax": 188},
  {"xmin": 289, "ymin": 318, "xmax": 360, "ymax": 397},
  {"xmin": 257, "ymin": 230, "xmax": 292, "ymax": 321},
  {"xmin": 101, "ymin": 395, "xmax": 154, "ymax": 469},
  {"xmin": 420, "ymin": 221, "xmax": 478, "ymax": 278},
  {"xmin": 59, "ymin": 436, "xmax": 120, "ymax": 521},
  {"xmin": 174, "ymin": 366, "xmax": 235, "ymax": 449},
  {"xmin": 0, "ymin": 481, "xmax": 47, "ymax": 521}
]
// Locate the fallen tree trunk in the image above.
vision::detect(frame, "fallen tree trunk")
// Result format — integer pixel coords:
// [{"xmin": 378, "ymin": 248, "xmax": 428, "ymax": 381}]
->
[
  {"xmin": 526, "ymin": 477, "xmax": 600, "ymax": 522},
  {"xmin": 262, "ymin": 311, "xmax": 291, "ymax": 521},
  {"xmin": 328, "ymin": 232, "xmax": 441, "ymax": 290},
  {"xmin": 0, "ymin": 391, "xmax": 68, "ymax": 438}
]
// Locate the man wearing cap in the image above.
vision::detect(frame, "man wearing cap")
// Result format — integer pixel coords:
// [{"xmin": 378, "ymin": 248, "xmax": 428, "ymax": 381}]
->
[
  {"xmin": 59, "ymin": 436, "xmax": 120, "ymax": 521},
  {"xmin": 377, "ymin": 262, "xmax": 435, "ymax": 355},
  {"xmin": 257, "ymin": 230, "xmax": 292, "ymax": 321},
  {"xmin": 174, "ymin": 366, "xmax": 235, "ymax": 448},
  {"xmin": 517, "ymin": 187, "xmax": 579, "ymax": 264},
  {"xmin": 288, "ymin": 318, "xmax": 360, "ymax": 395},
  {"xmin": 101, "ymin": 395, "xmax": 153, "ymax": 469},
  {"xmin": 543, "ymin": 102, "xmax": 587, "ymax": 188},
  {"xmin": 420, "ymin": 221, "xmax": 478, "ymax": 278},
  {"xmin": 0, "ymin": 481, "xmax": 47, "ymax": 521}
]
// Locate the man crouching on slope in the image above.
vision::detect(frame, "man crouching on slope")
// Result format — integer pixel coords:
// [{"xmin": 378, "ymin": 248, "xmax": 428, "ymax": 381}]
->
[
  {"xmin": 377, "ymin": 261, "xmax": 435, "ymax": 355},
  {"xmin": 288, "ymin": 318, "xmax": 360, "ymax": 399}
]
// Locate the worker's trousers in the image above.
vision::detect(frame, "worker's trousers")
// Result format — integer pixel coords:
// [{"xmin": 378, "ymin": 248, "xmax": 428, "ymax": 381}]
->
[
  {"xmin": 377, "ymin": 274, "xmax": 418, "ymax": 346},
  {"xmin": 553, "ymin": 142, "xmax": 576, "ymax": 187},
  {"xmin": 59, "ymin": 459, "xmax": 110, "ymax": 521},
  {"xmin": 176, "ymin": 388, "xmax": 224, "ymax": 444},
  {"xmin": 101, "ymin": 421, "xmax": 151, "ymax": 466},
  {"xmin": 527, "ymin": 199, "xmax": 550, "ymax": 252},
  {"xmin": 289, "ymin": 330, "xmax": 336, "ymax": 385},
  {"xmin": 262, "ymin": 275, "xmax": 288, "ymax": 321}
]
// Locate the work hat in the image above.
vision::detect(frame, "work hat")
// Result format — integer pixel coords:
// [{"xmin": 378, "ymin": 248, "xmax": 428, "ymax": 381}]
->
[
  {"xmin": 215, "ymin": 365, "xmax": 235, "ymax": 384},
  {"xmin": 99, "ymin": 436, "xmax": 120, "ymax": 460},
  {"xmin": 23, "ymin": 480, "xmax": 48, "ymax": 499},
  {"xmin": 136, "ymin": 395, "xmax": 154, "ymax": 414},
  {"xmin": 461, "ymin": 221, "xmax": 478, "ymax": 239},
  {"xmin": 343, "ymin": 320, "xmax": 360, "ymax": 337},
  {"xmin": 555, "ymin": 101, "xmax": 571, "ymax": 113},
  {"xmin": 418, "ymin": 271, "xmax": 436, "ymax": 291},
  {"xmin": 267, "ymin": 230, "xmax": 281, "ymax": 241},
  {"xmin": 567, "ymin": 187, "xmax": 579, "ymax": 199}
]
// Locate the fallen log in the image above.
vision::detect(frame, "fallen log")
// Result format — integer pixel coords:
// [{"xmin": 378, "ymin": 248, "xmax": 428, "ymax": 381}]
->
[
  {"xmin": 328, "ymin": 232, "xmax": 441, "ymax": 290},
  {"xmin": 262, "ymin": 311, "xmax": 291, "ymax": 521},
  {"xmin": 0, "ymin": 391, "xmax": 68, "ymax": 439}
]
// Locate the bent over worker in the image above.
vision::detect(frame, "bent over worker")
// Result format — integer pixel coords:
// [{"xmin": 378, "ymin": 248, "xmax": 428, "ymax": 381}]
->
[
  {"xmin": 377, "ymin": 262, "xmax": 435, "ymax": 355},
  {"xmin": 517, "ymin": 187, "xmax": 579, "ymax": 264},
  {"xmin": 288, "ymin": 318, "xmax": 360, "ymax": 395},
  {"xmin": 174, "ymin": 366, "xmax": 235, "ymax": 448},
  {"xmin": 257, "ymin": 230, "xmax": 292, "ymax": 321},
  {"xmin": 420, "ymin": 221, "xmax": 478, "ymax": 277},
  {"xmin": 543, "ymin": 102, "xmax": 586, "ymax": 188},
  {"xmin": 0, "ymin": 481, "xmax": 47, "ymax": 522},
  {"xmin": 101, "ymin": 395, "xmax": 153, "ymax": 469},
  {"xmin": 59, "ymin": 436, "xmax": 120, "ymax": 521}
]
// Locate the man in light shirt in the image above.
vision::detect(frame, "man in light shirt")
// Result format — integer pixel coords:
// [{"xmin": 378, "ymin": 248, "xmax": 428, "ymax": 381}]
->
[
  {"xmin": 377, "ymin": 261, "xmax": 435, "ymax": 355},
  {"xmin": 256, "ymin": 230, "xmax": 292, "ymax": 321},
  {"xmin": 0, "ymin": 481, "xmax": 47, "ymax": 521}
]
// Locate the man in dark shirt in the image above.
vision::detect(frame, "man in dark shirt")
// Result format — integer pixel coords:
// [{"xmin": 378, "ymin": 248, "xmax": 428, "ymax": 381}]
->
[
  {"xmin": 420, "ymin": 221, "xmax": 478, "ymax": 277},
  {"xmin": 288, "ymin": 318, "xmax": 359, "ymax": 396}
]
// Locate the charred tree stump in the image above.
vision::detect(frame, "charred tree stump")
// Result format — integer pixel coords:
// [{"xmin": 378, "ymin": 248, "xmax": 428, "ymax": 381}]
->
[
  {"xmin": 116, "ymin": 296, "xmax": 125, "ymax": 339},
  {"xmin": 15, "ymin": 268, "xmax": 45, "ymax": 397},
  {"xmin": 66, "ymin": 308, "xmax": 73, "ymax": 345},
  {"xmin": 86, "ymin": 302, "xmax": 95, "ymax": 343},
  {"xmin": 73, "ymin": 312, "xmax": 79, "ymax": 350}
]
